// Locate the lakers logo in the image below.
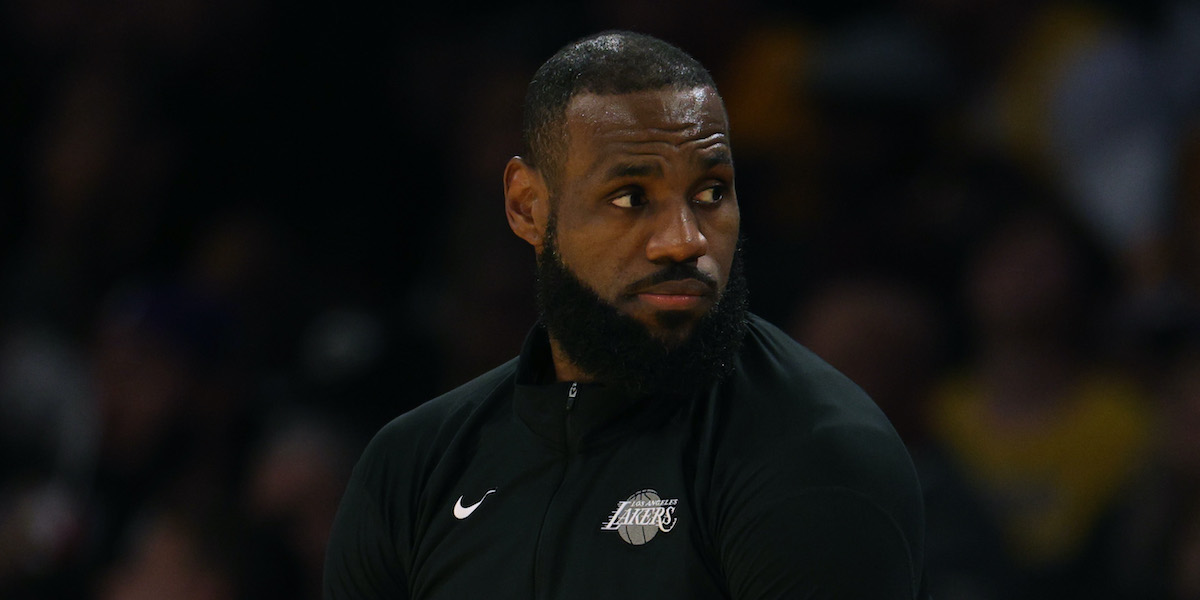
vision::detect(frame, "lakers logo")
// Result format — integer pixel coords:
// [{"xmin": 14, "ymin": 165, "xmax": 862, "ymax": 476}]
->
[{"xmin": 600, "ymin": 489, "xmax": 679, "ymax": 545}]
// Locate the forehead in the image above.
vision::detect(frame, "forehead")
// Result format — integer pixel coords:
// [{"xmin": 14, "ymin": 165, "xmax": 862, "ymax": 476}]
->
[{"xmin": 561, "ymin": 87, "xmax": 730, "ymax": 171}]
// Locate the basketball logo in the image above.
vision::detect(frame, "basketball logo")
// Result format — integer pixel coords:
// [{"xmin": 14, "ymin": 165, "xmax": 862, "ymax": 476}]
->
[{"xmin": 600, "ymin": 488, "xmax": 679, "ymax": 546}]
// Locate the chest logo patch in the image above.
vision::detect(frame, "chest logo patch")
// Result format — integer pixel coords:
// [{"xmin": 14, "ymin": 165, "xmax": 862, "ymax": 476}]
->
[
  {"xmin": 453, "ymin": 489, "xmax": 497, "ymax": 519},
  {"xmin": 600, "ymin": 488, "xmax": 679, "ymax": 545}
]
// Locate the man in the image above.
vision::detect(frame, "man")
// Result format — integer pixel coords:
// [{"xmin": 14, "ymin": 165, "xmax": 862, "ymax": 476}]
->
[{"xmin": 324, "ymin": 30, "xmax": 928, "ymax": 599}]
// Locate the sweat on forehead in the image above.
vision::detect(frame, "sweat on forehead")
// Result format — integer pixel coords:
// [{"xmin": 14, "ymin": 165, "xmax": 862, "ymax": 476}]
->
[{"xmin": 521, "ymin": 30, "xmax": 719, "ymax": 188}]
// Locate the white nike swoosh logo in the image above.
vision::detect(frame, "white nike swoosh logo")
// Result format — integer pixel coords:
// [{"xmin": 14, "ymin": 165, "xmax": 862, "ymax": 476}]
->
[{"xmin": 453, "ymin": 489, "xmax": 497, "ymax": 519}]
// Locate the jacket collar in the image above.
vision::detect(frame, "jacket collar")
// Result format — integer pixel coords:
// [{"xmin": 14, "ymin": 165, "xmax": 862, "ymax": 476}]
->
[{"xmin": 511, "ymin": 323, "xmax": 683, "ymax": 453}]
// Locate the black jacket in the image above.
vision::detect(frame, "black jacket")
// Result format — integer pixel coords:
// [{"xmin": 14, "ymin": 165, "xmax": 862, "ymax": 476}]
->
[{"xmin": 324, "ymin": 314, "xmax": 927, "ymax": 599}]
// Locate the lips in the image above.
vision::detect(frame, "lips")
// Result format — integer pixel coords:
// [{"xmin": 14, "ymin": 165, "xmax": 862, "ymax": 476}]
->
[
  {"xmin": 632, "ymin": 279, "xmax": 715, "ymax": 311},
  {"xmin": 635, "ymin": 279, "xmax": 714, "ymax": 297}
]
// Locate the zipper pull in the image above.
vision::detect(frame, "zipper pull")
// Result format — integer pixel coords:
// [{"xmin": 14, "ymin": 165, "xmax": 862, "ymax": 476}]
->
[{"xmin": 566, "ymin": 382, "xmax": 578, "ymax": 410}]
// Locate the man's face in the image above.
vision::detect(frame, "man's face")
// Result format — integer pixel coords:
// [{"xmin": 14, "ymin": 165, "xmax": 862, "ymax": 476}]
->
[{"xmin": 545, "ymin": 87, "xmax": 741, "ymax": 344}]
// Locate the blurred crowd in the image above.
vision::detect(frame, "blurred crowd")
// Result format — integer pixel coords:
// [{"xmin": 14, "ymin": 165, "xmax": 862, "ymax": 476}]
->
[{"xmin": 2, "ymin": 0, "xmax": 1200, "ymax": 598}]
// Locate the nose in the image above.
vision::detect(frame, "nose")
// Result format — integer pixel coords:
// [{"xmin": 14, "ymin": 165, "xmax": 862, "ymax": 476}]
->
[{"xmin": 645, "ymin": 201, "xmax": 708, "ymax": 264}]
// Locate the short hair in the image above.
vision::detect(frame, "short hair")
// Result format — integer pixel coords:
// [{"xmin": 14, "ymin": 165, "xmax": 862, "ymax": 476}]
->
[{"xmin": 521, "ymin": 30, "xmax": 718, "ymax": 190}]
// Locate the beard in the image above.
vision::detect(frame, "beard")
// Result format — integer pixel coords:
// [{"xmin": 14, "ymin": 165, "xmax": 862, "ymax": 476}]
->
[{"xmin": 535, "ymin": 214, "xmax": 749, "ymax": 398}]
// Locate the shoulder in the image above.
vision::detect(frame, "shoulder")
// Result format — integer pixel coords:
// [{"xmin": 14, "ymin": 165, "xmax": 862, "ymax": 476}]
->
[
  {"xmin": 350, "ymin": 357, "xmax": 519, "ymax": 491},
  {"xmin": 707, "ymin": 315, "xmax": 927, "ymax": 594},
  {"xmin": 727, "ymin": 313, "xmax": 896, "ymax": 444},
  {"xmin": 714, "ymin": 313, "xmax": 923, "ymax": 534}
]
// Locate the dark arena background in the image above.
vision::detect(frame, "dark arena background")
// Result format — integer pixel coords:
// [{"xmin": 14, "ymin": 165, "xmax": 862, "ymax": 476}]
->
[{"xmin": 3, "ymin": 1, "xmax": 1200, "ymax": 598}]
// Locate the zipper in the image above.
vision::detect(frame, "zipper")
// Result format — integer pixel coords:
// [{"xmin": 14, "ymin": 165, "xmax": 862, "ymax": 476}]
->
[
  {"xmin": 565, "ymin": 382, "xmax": 578, "ymax": 453},
  {"xmin": 532, "ymin": 382, "xmax": 579, "ymax": 599}
]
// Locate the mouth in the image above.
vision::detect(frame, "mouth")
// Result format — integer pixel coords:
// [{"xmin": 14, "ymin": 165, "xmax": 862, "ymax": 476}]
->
[{"xmin": 631, "ymin": 279, "xmax": 715, "ymax": 311}]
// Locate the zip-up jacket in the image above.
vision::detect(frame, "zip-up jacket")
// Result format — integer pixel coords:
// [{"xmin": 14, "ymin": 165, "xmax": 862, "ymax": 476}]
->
[{"xmin": 324, "ymin": 313, "xmax": 927, "ymax": 599}]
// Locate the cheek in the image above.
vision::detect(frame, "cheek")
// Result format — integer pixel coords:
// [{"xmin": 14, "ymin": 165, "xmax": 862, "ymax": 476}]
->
[
  {"xmin": 555, "ymin": 230, "xmax": 630, "ymax": 297},
  {"xmin": 703, "ymin": 206, "xmax": 741, "ymax": 275},
  {"xmin": 706, "ymin": 199, "xmax": 740, "ymax": 238}
]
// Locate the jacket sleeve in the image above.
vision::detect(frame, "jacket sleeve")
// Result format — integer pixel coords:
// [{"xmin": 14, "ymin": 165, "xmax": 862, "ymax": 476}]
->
[
  {"xmin": 323, "ymin": 475, "xmax": 409, "ymax": 600},
  {"xmin": 718, "ymin": 486, "xmax": 921, "ymax": 600}
]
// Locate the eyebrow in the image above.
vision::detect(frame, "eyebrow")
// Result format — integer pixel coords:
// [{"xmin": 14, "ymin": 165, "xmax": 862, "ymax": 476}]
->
[
  {"xmin": 606, "ymin": 162, "xmax": 664, "ymax": 180},
  {"xmin": 701, "ymin": 149, "xmax": 733, "ymax": 169},
  {"xmin": 603, "ymin": 150, "xmax": 733, "ymax": 181}
]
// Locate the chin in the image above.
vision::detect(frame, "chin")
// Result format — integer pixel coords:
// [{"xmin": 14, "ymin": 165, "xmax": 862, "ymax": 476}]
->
[
  {"xmin": 647, "ymin": 311, "xmax": 703, "ymax": 344},
  {"xmin": 655, "ymin": 309, "xmax": 699, "ymax": 327}
]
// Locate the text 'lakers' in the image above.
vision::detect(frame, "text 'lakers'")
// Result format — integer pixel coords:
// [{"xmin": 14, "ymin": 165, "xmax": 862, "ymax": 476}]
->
[{"xmin": 601, "ymin": 489, "xmax": 679, "ymax": 545}]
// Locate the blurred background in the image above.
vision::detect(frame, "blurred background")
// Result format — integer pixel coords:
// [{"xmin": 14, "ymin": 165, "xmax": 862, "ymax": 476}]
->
[{"xmin": 3, "ymin": 0, "xmax": 1200, "ymax": 598}]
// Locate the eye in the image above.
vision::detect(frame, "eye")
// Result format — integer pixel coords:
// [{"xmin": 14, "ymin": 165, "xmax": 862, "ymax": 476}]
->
[
  {"xmin": 610, "ymin": 191, "xmax": 646, "ymax": 208},
  {"xmin": 693, "ymin": 186, "xmax": 724, "ymax": 205}
]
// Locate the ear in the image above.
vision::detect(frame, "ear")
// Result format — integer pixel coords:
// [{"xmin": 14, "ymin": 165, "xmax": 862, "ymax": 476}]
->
[{"xmin": 504, "ymin": 156, "xmax": 550, "ymax": 252}]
